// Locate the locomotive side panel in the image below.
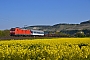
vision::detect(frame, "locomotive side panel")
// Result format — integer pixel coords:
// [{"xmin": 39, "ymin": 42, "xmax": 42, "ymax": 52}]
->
[
  {"xmin": 24, "ymin": 30, "xmax": 31, "ymax": 35},
  {"xmin": 15, "ymin": 28, "xmax": 23, "ymax": 35},
  {"xmin": 15, "ymin": 28, "xmax": 20, "ymax": 35}
]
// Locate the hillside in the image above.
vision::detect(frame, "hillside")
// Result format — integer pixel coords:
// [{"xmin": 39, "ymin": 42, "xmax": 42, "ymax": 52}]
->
[{"xmin": 25, "ymin": 20, "xmax": 90, "ymax": 32}]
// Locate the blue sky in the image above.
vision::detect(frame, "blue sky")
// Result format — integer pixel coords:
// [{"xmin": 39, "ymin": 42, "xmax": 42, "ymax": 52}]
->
[{"xmin": 0, "ymin": 0, "xmax": 90, "ymax": 30}]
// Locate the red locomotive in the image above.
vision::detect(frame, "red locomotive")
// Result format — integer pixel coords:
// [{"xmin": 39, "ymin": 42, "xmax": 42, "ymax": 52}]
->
[{"xmin": 10, "ymin": 27, "xmax": 44, "ymax": 36}]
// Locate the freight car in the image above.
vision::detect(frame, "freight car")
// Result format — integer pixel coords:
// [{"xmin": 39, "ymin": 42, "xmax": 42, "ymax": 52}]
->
[{"xmin": 10, "ymin": 27, "xmax": 44, "ymax": 36}]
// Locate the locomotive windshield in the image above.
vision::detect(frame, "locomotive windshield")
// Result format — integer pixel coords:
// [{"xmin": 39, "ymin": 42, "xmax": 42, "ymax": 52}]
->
[{"xmin": 10, "ymin": 28, "xmax": 15, "ymax": 31}]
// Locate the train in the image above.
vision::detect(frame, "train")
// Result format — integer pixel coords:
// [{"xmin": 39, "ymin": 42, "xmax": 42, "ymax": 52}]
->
[
  {"xmin": 10, "ymin": 27, "xmax": 44, "ymax": 36},
  {"xmin": 10, "ymin": 27, "xmax": 70, "ymax": 37}
]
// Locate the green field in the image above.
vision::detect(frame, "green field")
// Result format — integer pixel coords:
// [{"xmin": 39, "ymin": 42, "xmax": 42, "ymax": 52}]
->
[{"xmin": 0, "ymin": 38, "xmax": 90, "ymax": 60}]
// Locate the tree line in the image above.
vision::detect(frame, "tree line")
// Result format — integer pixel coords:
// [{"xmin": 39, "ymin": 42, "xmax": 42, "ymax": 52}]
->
[{"xmin": 0, "ymin": 30, "xmax": 10, "ymax": 37}]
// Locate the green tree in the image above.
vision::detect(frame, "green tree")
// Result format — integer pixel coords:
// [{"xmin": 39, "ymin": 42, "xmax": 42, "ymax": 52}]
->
[
  {"xmin": 74, "ymin": 31, "xmax": 85, "ymax": 37},
  {"xmin": 59, "ymin": 32, "xmax": 70, "ymax": 37},
  {"xmin": 86, "ymin": 33, "xmax": 90, "ymax": 37},
  {"xmin": 0, "ymin": 30, "xmax": 3, "ymax": 37}
]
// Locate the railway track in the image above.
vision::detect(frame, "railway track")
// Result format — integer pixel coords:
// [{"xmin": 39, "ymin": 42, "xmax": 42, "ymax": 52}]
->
[
  {"xmin": 0, "ymin": 36, "xmax": 36, "ymax": 40},
  {"xmin": 0, "ymin": 36, "xmax": 55, "ymax": 40}
]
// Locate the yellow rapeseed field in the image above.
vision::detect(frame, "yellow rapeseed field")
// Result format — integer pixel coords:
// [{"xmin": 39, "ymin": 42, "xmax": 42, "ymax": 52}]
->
[{"xmin": 0, "ymin": 38, "xmax": 90, "ymax": 60}]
